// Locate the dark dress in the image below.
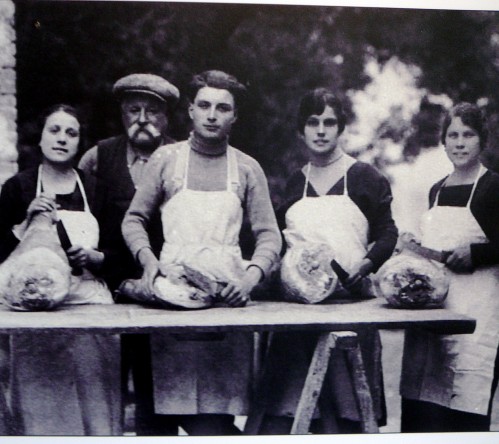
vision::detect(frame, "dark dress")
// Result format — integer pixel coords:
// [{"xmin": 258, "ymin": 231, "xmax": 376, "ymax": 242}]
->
[
  {"xmin": 260, "ymin": 161, "xmax": 398, "ymax": 434},
  {"xmin": 401, "ymin": 170, "xmax": 499, "ymax": 433},
  {"xmin": 0, "ymin": 167, "xmax": 121, "ymax": 435}
]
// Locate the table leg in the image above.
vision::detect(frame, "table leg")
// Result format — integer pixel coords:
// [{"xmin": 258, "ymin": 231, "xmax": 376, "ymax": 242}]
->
[
  {"xmin": 244, "ymin": 332, "xmax": 273, "ymax": 435},
  {"xmin": 245, "ymin": 330, "xmax": 379, "ymax": 435},
  {"xmin": 343, "ymin": 336, "xmax": 379, "ymax": 433},
  {"xmin": 290, "ymin": 332, "xmax": 338, "ymax": 434}
]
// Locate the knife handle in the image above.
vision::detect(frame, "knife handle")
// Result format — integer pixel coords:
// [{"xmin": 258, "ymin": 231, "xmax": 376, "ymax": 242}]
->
[
  {"xmin": 56, "ymin": 220, "xmax": 83, "ymax": 276},
  {"xmin": 330, "ymin": 260, "xmax": 350, "ymax": 283}
]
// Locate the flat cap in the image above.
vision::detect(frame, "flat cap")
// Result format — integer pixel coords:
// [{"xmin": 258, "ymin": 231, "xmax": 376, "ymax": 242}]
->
[{"xmin": 113, "ymin": 73, "xmax": 180, "ymax": 104}]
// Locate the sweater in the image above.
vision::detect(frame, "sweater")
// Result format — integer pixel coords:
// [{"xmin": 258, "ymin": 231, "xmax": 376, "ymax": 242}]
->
[{"xmin": 122, "ymin": 141, "xmax": 282, "ymax": 276}]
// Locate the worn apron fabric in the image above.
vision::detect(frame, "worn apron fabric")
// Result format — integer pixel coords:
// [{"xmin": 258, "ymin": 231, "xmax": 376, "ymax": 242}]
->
[
  {"xmin": 401, "ymin": 166, "xmax": 499, "ymax": 416},
  {"xmin": 266, "ymin": 157, "xmax": 385, "ymax": 423},
  {"xmin": 151, "ymin": 143, "xmax": 253, "ymax": 415},
  {"xmin": 9, "ymin": 166, "xmax": 121, "ymax": 435}
]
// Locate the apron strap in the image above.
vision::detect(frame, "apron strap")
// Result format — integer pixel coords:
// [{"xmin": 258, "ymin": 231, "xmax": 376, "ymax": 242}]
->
[
  {"xmin": 303, "ymin": 162, "xmax": 312, "ymax": 199},
  {"xmin": 181, "ymin": 142, "xmax": 235, "ymax": 192},
  {"xmin": 226, "ymin": 147, "xmax": 240, "ymax": 192},
  {"xmin": 173, "ymin": 142, "xmax": 189, "ymax": 191},
  {"xmin": 37, "ymin": 165, "xmax": 89, "ymax": 212},
  {"xmin": 35, "ymin": 165, "xmax": 43, "ymax": 197},
  {"xmin": 466, "ymin": 165, "xmax": 484, "ymax": 209},
  {"xmin": 303, "ymin": 156, "xmax": 351, "ymax": 198},
  {"xmin": 74, "ymin": 170, "xmax": 90, "ymax": 213},
  {"xmin": 343, "ymin": 158, "xmax": 349, "ymax": 197},
  {"xmin": 435, "ymin": 165, "xmax": 484, "ymax": 208}
]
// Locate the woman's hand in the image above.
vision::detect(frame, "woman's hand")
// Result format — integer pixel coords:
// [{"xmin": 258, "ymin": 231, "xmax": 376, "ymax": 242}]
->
[
  {"xmin": 138, "ymin": 247, "xmax": 160, "ymax": 297},
  {"xmin": 26, "ymin": 195, "xmax": 57, "ymax": 221},
  {"xmin": 219, "ymin": 266, "xmax": 262, "ymax": 307},
  {"xmin": 445, "ymin": 245, "xmax": 473, "ymax": 273},
  {"xmin": 344, "ymin": 258, "xmax": 374, "ymax": 291},
  {"xmin": 66, "ymin": 246, "xmax": 104, "ymax": 269}
]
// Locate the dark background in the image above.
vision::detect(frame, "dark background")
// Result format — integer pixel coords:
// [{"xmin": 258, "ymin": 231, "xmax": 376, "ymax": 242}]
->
[{"xmin": 14, "ymin": 1, "xmax": 499, "ymax": 204}]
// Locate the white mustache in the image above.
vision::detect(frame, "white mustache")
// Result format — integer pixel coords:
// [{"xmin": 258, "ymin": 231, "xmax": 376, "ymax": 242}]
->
[{"xmin": 127, "ymin": 123, "xmax": 161, "ymax": 139}]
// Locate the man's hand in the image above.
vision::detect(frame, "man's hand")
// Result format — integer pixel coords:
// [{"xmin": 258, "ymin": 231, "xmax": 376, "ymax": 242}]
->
[
  {"xmin": 138, "ymin": 248, "xmax": 160, "ymax": 297},
  {"xmin": 343, "ymin": 258, "xmax": 374, "ymax": 291},
  {"xmin": 219, "ymin": 266, "xmax": 262, "ymax": 307},
  {"xmin": 66, "ymin": 246, "xmax": 104, "ymax": 269},
  {"xmin": 445, "ymin": 245, "xmax": 473, "ymax": 273}
]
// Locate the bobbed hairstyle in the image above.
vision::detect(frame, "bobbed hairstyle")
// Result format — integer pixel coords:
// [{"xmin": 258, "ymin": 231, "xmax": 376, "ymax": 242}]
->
[
  {"xmin": 187, "ymin": 70, "xmax": 247, "ymax": 109},
  {"xmin": 441, "ymin": 102, "xmax": 488, "ymax": 150},
  {"xmin": 297, "ymin": 88, "xmax": 346, "ymax": 135},
  {"xmin": 38, "ymin": 104, "xmax": 86, "ymax": 152}
]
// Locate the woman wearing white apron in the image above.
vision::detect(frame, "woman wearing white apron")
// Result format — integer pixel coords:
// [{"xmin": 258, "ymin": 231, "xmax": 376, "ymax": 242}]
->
[
  {"xmin": 260, "ymin": 88, "xmax": 398, "ymax": 434},
  {"xmin": 122, "ymin": 71, "xmax": 281, "ymax": 434},
  {"xmin": 401, "ymin": 103, "xmax": 499, "ymax": 432},
  {"xmin": 0, "ymin": 105, "xmax": 120, "ymax": 435}
]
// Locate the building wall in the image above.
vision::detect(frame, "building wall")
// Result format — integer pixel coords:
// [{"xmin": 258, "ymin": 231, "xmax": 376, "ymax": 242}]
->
[{"xmin": 0, "ymin": 0, "xmax": 17, "ymax": 190}]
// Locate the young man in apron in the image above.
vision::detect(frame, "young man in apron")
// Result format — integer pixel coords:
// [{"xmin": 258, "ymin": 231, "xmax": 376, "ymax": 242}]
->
[{"xmin": 122, "ymin": 70, "xmax": 282, "ymax": 435}]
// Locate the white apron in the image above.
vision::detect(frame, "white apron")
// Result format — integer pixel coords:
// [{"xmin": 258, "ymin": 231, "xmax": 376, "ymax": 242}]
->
[
  {"xmin": 151, "ymin": 143, "xmax": 253, "ymax": 415},
  {"xmin": 283, "ymin": 158, "xmax": 368, "ymax": 273},
  {"xmin": 9, "ymin": 166, "xmax": 120, "ymax": 435},
  {"xmin": 401, "ymin": 166, "xmax": 499, "ymax": 415},
  {"xmin": 35, "ymin": 166, "xmax": 112, "ymax": 305},
  {"xmin": 266, "ymin": 157, "xmax": 385, "ymax": 422}
]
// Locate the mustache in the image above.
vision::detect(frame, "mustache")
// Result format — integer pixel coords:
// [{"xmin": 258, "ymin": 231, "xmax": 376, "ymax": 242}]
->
[{"xmin": 127, "ymin": 123, "xmax": 162, "ymax": 139}]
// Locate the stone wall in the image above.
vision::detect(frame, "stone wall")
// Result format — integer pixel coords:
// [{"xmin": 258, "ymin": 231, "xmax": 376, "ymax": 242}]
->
[{"xmin": 0, "ymin": 0, "xmax": 17, "ymax": 190}]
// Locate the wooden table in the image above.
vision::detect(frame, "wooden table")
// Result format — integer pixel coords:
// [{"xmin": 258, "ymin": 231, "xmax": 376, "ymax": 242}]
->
[{"xmin": 0, "ymin": 298, "xmax": 476, "ymax": 434}]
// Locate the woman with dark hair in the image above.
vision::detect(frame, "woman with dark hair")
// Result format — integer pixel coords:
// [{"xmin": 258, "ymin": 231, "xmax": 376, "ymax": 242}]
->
[
  {"xmin": 259, "ymin": 88, "xmax": 398, "ymax": 434},
  {"xmin": 0, "ymin": 105, "xmax": 120, "ymax": 435},
  {"xmin": 400, "ymin": 102, "xmax": 499, "ymax": 432}
]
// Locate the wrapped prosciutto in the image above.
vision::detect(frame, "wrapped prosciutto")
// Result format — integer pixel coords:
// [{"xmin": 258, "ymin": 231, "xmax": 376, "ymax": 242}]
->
[
  {"xmin": 0, "ymin": 211, "xmax": 71, "ymax": 311},
  {"xmin": 117, "ymin": 264, "xmax": 217, "ymax": 309},
  {"xmin": 374, "ymin": 250, "xmax": 449, "ymax": 309},
  {"xmin": 280, "ymin": 243, "xmax": 338, "ymax": 304}
]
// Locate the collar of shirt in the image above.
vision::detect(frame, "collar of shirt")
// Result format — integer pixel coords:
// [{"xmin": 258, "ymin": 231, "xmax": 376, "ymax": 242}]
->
[{"xmin": 126, "ymin": 144, "xmax": 152, "ymax": 168}]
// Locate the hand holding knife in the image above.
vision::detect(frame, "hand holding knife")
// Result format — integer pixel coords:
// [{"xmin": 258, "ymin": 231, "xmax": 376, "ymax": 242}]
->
[{"xmin": 401, "ymin": 238, "xmax": 451, "ymax": 264}]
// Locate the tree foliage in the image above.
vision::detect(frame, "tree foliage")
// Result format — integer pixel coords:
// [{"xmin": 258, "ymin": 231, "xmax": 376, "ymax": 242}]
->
[{"xmin": 15, "ymin": 2, "xmax": 499, "ymax": 200}]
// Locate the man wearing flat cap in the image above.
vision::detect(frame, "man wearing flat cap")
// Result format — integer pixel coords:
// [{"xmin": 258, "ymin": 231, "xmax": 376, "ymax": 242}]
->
[{"xmin": 79, "ymin": 73, "xmax": 179, "ymax": 435}]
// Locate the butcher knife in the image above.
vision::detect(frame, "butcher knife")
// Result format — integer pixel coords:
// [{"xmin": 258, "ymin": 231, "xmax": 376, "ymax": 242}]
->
[
  {"xmin": 330, "ymin": 259, "xmax": 350, "ymax": 284},
  {"xmin": 56, "ymin": 220, "xmax": 83, "ymax": 276},
  {"xmin": 402, "ymin": 239, "xmax": 451, "ymax": 264}
]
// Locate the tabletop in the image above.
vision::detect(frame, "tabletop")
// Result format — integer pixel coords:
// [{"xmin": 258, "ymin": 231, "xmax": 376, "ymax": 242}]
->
[{"xmin": 0, "ymin": 298, "xmax": 476, "ymax": 335}]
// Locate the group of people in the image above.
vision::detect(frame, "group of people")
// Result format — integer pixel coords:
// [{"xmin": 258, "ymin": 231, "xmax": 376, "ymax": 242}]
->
[{"xmin": 0, "ymin": 69, "xmax": 497, "ymax": 436}]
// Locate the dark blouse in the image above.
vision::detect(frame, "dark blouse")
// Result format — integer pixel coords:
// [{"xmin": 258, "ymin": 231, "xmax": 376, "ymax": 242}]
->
[
  {"xmin": 276, "ymin": 161, "xmax": 398, "ymax": 272},
  {"xmin": 429, "ymin": 169, "xmax": 499, "ymax": 267},
  {"xmin": 0, "ymin": 167, "xmax": 85, "ymax": 263}
]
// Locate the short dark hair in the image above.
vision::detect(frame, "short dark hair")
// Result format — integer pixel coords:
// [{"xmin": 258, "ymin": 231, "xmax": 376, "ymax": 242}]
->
[
  {"xmin": 441, "ymin": 102, "xmax": 488, "ymax": 149},
  {"xmin": 297, "ymin": 88, "xmax": 346, "ymax": 135},
  {"xmin": 188, "ymin": 70, "xmax": 246, "ymax": 109},
  {"xmin": 38, "ymin": 104, "xmax": 86, "ymax": 152}
]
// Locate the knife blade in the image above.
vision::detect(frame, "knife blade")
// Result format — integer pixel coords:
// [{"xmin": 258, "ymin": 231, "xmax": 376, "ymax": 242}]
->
[
  {"xmin": 403, "ymin": 239, "xmax": 451, "ymax": 263},
  {"xmin": 56, "ymin": 220, "xmax": 83, "ymax": 276}
]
